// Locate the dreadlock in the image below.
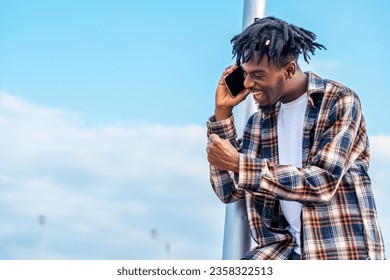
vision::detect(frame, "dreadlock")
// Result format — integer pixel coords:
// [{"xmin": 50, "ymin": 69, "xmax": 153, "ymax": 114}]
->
[{"xmin": 231, "ymin": 16, "xmax": 326, "ymax": 68}]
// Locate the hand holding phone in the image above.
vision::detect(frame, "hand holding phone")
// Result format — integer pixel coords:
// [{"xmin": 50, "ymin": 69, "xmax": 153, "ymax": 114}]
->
[
  {"xmin": 214, "ymin": 65, "xmax": 249, "ymax": 121},
  {"xmin": 224, "ymin": 66, "xmax": 246, "ymax": 98}
]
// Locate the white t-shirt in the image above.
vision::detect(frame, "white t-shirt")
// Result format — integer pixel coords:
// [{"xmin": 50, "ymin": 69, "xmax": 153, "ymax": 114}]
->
[{"xmin": 277, "ymin": 92, "xmax": 308, "ymax": 254}]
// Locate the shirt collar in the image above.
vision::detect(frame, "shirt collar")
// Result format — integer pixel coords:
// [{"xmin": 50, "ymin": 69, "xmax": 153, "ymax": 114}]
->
[
  {"xmin": 305, "ymin": 71, "xmax": 325, "ymax": 108},
  {"xmin": 260, "ymin": 71, "xmax": 324, "ymax": 116}
]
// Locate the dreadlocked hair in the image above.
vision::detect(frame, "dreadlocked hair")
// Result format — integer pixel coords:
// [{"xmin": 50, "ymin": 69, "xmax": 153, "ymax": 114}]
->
[{"xmin": 231, "ymin": 16, "xmax": 326, "ymax": 68}]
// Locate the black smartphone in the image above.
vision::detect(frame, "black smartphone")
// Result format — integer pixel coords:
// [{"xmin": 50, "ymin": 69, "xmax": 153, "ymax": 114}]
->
[{"xmin": 224, "ymin": 66, "xmax": 245, "ymax": 98}]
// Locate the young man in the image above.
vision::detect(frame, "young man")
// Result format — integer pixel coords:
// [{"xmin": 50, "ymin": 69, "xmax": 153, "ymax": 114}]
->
[{"xmin": 206, "ymin": 16, "xmax": 385, "ymax": 260}]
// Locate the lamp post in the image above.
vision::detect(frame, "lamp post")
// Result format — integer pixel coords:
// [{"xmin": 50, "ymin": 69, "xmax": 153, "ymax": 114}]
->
[
  {"xmin": 150, "ymin": 229, "xmax": 171, "ymax": 259},
  {"xmin": 38, "ymin": 214, "xmax": 46, "ymax": 259},
  {"xmin": 221, "ymin": 0, "xmax": 266, "ymax": 260}
]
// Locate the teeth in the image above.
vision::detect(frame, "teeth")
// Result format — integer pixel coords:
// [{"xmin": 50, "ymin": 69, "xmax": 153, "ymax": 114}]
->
[{"xmin": 251, "ymin": 91, "xmax": 262, "ymax": 96}]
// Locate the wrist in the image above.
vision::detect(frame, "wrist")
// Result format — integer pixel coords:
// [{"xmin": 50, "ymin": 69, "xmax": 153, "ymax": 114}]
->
[
  {"xmin": 232, "ymin": 153, "xmax": 240, "ymax": 173},
  {"xmin": 215, "ymin": 106, "xmax": 233, "ymax": 121}
]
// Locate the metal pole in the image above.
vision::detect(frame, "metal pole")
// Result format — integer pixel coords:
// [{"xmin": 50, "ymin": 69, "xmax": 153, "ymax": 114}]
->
[{"xmin": 222, "ymin": 0, "xmax": 266, "ymax": 260}]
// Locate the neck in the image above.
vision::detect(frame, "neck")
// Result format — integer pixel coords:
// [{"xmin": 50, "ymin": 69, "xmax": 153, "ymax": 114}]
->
[{"xmin": 281, "ymin": 70, "xmax": 308, "ymax": 103}]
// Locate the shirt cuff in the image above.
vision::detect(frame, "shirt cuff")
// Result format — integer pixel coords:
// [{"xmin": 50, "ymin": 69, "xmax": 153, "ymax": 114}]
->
[{"xmin": 207, "ymin": 115, "xmax": 237, "ymax": 139}]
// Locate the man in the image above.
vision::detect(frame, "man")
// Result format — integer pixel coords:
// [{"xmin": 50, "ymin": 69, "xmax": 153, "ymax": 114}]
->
[{"xmin": 206, "ymin": 16, "xmax": 385, "ymax": 260}]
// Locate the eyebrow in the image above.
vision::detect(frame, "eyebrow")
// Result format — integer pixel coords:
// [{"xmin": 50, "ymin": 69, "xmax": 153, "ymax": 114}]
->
[{"xmin": 242, "ymin": 68, "xmax": 266, "ymax": 74}]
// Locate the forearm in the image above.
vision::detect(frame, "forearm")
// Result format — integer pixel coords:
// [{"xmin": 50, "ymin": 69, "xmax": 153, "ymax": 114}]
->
[
  {"xmin": 207, "ymin": 115, "xmax": 241, "ymax": 148},
  {"xmin": 237, "ymin": 129, "xmax": 364, "ymax": 204},
  {"xmin": 214, "ymin": 106, "xmax": 233, "ymax": 122},
  {"xmin": 237, "ymin": 154, "xmax": 339, "ymax": 204},
  {"xmin": 210, "ymin": 165, "xmax": 245, "ymax": 203},
  {"xmin": 207, "ymin": 114, "xmax": 244, "ymax": 202}
]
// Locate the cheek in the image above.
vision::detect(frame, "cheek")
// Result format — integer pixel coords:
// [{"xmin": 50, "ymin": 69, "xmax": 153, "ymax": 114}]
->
[
  {"xmin": 268, "ymin": 76, "xmax": 284, "ymax": 99},
  {"xmin": 276, "ymin": 75, "xmax": 284, "ymax": 92},
  {"xmin": 262, "ymin": 78, "xmax": 284, "ymax": 102}
]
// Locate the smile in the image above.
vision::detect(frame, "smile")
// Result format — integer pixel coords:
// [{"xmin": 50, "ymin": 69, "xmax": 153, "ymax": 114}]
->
[{"xmin": 251, "ymin": 91, "xmax": 264, "ymax": 99}]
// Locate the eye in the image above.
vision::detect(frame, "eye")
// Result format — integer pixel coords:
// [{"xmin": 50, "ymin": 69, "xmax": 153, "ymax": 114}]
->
[{"xmin": 252, "ymin": 72, "xmax": 263, "ymax": 79}]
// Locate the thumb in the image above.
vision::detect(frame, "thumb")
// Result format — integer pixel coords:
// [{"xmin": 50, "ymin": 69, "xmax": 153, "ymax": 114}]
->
[
  {"xmin": 235, "ymin": 89, "xmax": 251, "ymax": 103},
  {"xmin": 209, "ymin": 134, "xmax": 221, "ymax": 143}
]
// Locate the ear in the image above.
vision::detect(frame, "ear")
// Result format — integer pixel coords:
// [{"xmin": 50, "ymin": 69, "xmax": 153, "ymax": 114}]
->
[{"xmin": 284, "ymin": 61, "xmax": 296, "ymax": 79}]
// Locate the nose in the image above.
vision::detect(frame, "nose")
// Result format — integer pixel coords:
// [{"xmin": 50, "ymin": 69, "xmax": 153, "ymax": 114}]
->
[{"xmin": 243, "ymin": 74, "xmax": 255, "ymax": 89}]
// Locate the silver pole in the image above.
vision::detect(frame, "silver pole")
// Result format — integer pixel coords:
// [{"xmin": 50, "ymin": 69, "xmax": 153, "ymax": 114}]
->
[{"xmin": 222, "ymin": 0, "xmax": 266, "ymax": 260}]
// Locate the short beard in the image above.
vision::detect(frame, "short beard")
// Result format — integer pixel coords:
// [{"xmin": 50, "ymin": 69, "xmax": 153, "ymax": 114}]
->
[
  {"xmin": 256, "ymin": 102, "xmax": 273, "ymax": 111},
  {"xmin": 256, "ymin": 74, "xmax": 284, "ymax": 111}
]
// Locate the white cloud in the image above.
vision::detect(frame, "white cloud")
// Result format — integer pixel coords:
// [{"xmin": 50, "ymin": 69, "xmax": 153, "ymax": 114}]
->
[
  {"xmin": 0, "ymin": 92, "xmax": 225, "ymax": 259},
  {"xmin": 364, "ymin": 135, "xmax": 390, "ymax": 252},
  {"xmin": 370, "ymin": 135, "xmax": 390, "ymax": 161}
]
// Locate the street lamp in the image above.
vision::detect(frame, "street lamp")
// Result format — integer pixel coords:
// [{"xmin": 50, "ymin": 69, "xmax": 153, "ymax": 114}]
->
[
  {"xmin": 38, "ymin": 214, "xmax": 46, "ymax": 259},
  {"xmin": 150, "ymin": 229, "xmax": 170, "ymax": 259}
]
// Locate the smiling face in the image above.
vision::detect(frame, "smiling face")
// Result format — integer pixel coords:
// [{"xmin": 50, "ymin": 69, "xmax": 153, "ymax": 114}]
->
[{"xmin": 241, "ymin": 54, "xmax": 292, "ymax": 109}]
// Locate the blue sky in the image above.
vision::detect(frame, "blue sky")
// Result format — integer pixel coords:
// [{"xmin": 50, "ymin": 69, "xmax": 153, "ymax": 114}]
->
[{"xmin": 0, "ymin": 0, "xmax": 389, "ymax": 259}]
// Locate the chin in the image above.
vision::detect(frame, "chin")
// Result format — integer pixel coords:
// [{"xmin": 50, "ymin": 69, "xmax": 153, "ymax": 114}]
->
[{"xmin": 256, "ymin": 102, "xmax": 274, "ymax": 111}]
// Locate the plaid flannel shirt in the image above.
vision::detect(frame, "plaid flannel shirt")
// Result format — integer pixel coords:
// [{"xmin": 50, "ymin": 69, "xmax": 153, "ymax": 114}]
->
[{"xmin": 207, "ymin": 72, "xmax": 385, "ymax": 260}]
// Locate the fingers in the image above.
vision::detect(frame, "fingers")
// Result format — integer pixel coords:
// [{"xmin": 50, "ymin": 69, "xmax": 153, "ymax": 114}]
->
[
  {"xmin": 218, "ymin": 65, "xmax": 237, "ymax": 85},
  {"xmin": 236, "ymin": 88, "xmax": 251, "ymax": 101},
  {"xmin": 206, "ymin": 134, "xmax": 220, "ymax": 153},
  {"xmin": 206, "ymin": 134, "xmax": 239, "ymax": 172},
  {"xmin": 225, "ymin": 64, "xmax": 237, "ymax": 73},
  {"xmin": 217, "ymin": 65, "xmax": 248, "ymax": 100}
]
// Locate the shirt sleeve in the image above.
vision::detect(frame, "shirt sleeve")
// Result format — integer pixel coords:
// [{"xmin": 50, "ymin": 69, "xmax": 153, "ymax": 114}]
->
[
  {"xmin": 207, "ymin": 115, "xmax": 245, "ymax": 203},
  {"xmin": 237, "ymin": 91, "xmax": 367, "ymax": 205}
]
